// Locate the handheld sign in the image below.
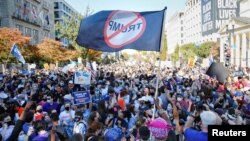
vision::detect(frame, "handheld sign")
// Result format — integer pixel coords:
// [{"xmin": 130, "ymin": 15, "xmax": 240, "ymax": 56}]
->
[
  {"xmin": 74, "ymin": 71, "xmax": 91, "ymax": 85},
  {"xmin": 73, "ymin": 91, "xmax": 91, "ymax": 105},
  {"xmin": 44, "ymin": 63, "xmax": 49, "ymax": 70}
]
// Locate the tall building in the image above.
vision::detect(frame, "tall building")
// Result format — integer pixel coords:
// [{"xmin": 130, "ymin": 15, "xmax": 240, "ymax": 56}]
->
[
  {"xmin": 219, "ymin": 0, "xmax": 250, "ymax": 67},
  {"xmin": 0, "ymin": 0, "xmax": 55, "ymax": 45},
  {"xmin": 166, "ymin": 11, "xmax": 184, "ymax": 54},
  {"xmin": 183, "ymin": 0, "xmax": 202, "ymax": 44},
  {"xmin": 54, "ymin": 0, "xmax": 80, "ymax": 47}
]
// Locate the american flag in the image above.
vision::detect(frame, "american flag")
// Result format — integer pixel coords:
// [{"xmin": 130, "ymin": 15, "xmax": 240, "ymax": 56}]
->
[
  {"xmin": 31, "ymin": 6, "xmax": 37, "ymax": 19},
  {"xmin": 86, "ymin": 60, "xmax": 96, "ymax": 80}
]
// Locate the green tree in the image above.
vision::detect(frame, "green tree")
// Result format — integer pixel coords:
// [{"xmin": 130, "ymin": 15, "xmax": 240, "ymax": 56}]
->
[
  {"xmin": 195, "ymin": 41, "xmax": 214, "ymax": 58},
  {"xmin": 55, "ymin": 14, "xmax": 82, "ymax": 50},
  {"xmin": 55, "ymin": 7, "xmax": 99, "ymax": 61},
  {"xmin": 160, "ymin": 34, "xmax": 168, "ymax": 61},
  {"xmin": 171, "ymin": 44, "xmax": 180, "ymax": 63},
  {"xmin": 120, "ymin": 52, "xmax": 130, "ymax": 61},
  {"xmin": 180, "ymin": 43, "xmax": 196, "ymax": 60}
]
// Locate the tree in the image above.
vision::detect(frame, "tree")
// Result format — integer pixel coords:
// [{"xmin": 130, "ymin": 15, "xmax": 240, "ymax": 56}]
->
[
  {"xmin": 180, "ymin": 43, "xmax": 196, "ymax": 60},
  {"xmin": 120, "ymin": 52, "xmax": 130, "ymax": 61},
  {"xmin": 171, "ymin": 44, "xmax": 180, "ymax": 63},
  {"xmin": 0, "ymin": 28, "xmax": 31, "ymax": 63},
  {"xmin": 55, "ymin": 7, "xmax": 101, "ymax": 61},
  {"xmin": 36, "ymin": 38, "xmax": 79, "ymax": 63},
  {"xmin": 55, "ymin": 15, "xmax": 82, "ymax": 50},
  {"xmin": 160, "ymin": 34, "xmax": 168, "ymax": 61},
  {"xmin": 195, "ymin": 41, "xmax": 214, "ymax": 58},
  {"xmin": 210, "ymin": 42, "xmax": 220, "ymax": 60}
]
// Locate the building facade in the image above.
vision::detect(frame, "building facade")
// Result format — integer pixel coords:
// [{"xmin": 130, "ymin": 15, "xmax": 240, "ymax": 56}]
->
[
  {"xmin": 219, "ymin": 0, "xmax": 250, "ymax": 67},
  {"xmin": 0, "ymin": 0, "xmax": 55, "ymax": 45},
  {"xmin": 54, "ymin": 0, "xmax": 80, "ymax": 47},
  {"xmin": 166, "ymin": 11, "xmax": 184, "ymax": 54},
  {"xmin": 183, "ymin": 0, "xmax": 203, "ymax": 44}
]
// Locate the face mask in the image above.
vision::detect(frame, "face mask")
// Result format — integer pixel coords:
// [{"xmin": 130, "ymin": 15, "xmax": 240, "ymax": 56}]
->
[
  {"xmin": 177, "ymin": 97, "xmax": 183, "ymax": 102},
  {"xmin": 65, "ymin": 107, "xmax": 70, "ymax": 111},
  {"xmin": 47, "ymin": 100, "xmax": 52, "ymax": 104},
  {"xmin": 167, "ymin": 104, "xmax": 172, "ymax": 111},
  {"xmin": 60, "ymin": 82, "xmax": 64, "ymax": 86},
  {"xmin": 196, "ymin": 97, "xmax": 201, "ymax": 102},
  {"xmin": 74, "ymin": 117, "xmax": 81, "ymax": 122},
  {"xmin": 20, "ymin": 100, "xmax": 26, "ymax": 106},
  {"xmin": 183, "ymin": 93, "xmax": 188, "ymax": 98}
]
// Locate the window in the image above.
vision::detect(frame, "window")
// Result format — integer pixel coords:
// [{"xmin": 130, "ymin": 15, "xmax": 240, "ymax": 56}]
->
[
  {"xmin": 23, "ymin": 1, "xmax": 31, "ymax": 20},
  {"xmin": 33, "ymin": 29, "xmax": 39, "ymax": 44},
  {"xmin": 44, "ymin": 31, "xmax": 49, "ymax": 37},
  {"xmin": 14, "ymin": 0, "xmax": 22, "ymax": 18},
  {"xmin": 54, "ymin": 11, "xmax": 59, "ymax": 18},
  {"xmin": 54, "ymin": 2, "xmax": 59, "ymax": 9},
  {"xmin": 25, "ymin": 27, "xmax": 32, "ymax": 36},
  {"xmin": 63, "ymin": 4, "xmax": 66, "ymax": 11},
  {"xmin": 16, "ymin": 24, "xmax": 23, "ymax": 32}
]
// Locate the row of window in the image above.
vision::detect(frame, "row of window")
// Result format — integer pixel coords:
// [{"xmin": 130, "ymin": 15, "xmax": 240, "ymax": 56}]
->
[
  {"xmin": 16, "ymin": 24, "xmax": 49, "ymax": 44},
  {"xmin": 54, "ymin": 11, "xmax": 71, "ymax": 19},
  {"xmin": 54, "ymin": 2, "xmax": 76, "ymax": 16}
]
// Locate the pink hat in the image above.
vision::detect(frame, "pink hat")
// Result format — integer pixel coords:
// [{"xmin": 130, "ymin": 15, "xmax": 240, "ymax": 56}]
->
[{"xmin": 147, "ymin": 118, "xmax": 172, "ymax": 140}]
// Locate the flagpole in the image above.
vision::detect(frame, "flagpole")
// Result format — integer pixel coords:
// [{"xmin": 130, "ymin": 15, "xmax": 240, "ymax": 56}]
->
[{"xmin": 152, "ymin": 7, "xmax": 167, "ymax": 120}]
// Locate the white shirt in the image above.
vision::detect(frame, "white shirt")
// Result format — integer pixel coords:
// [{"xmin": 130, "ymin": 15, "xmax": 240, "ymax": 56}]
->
[{"xmin": 59, "ymin": 110, "xmax": 75, "ymax": 123}]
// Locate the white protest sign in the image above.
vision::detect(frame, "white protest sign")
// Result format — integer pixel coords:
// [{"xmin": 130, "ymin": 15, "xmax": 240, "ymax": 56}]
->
[
  {"xmin": 29, "ymin": 64, "xmax": 36, "ymax": 69},
  {"xmin": 74, "ymin": 71, "xmax": 91, "ymax": 85}
]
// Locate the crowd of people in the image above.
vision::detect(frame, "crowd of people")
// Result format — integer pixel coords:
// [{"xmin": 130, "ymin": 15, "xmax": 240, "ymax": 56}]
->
[{"xmin": 0, "ymin": 61, "xmax": 250, "ymax": 141}]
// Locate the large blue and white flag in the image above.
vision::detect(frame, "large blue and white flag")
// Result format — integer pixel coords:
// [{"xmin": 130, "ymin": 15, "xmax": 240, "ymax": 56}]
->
[
  {"xmin": 10, "ymin": 43, "xmax": 26, "ymax": 64},
  {"xmin": 76, "ymin": 8, "xmax": 166, "ymax": 52}
]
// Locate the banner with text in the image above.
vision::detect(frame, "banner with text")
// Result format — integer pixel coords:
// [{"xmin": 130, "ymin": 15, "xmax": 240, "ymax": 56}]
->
[
  {"xmin": 201, "ymin": 0, "xmax": 239, "ymax": 36},
  {"xmin": 73, "ymin": 91, "xmax": 91, "ymax": 105}
]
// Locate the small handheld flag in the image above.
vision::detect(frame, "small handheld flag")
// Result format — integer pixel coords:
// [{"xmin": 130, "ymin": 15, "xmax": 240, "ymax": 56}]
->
[
  {"xmin": 10, "ymin": 43, "xmax": 26, "ymax": 64},
  {"xmin": 76, "ymin": 9, "xmax": 166, "ymax": 52}
]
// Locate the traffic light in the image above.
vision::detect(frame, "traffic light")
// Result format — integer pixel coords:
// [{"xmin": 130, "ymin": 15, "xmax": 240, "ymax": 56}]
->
[{"xmin": 224, "ymin": 43, "xmax": 230, "ymax": 67}]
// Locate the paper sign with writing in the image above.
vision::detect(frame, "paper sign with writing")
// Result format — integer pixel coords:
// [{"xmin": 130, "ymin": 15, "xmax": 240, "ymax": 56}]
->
[
  {"xmin": 73, "ymin": 91, "xmax": 91, "ymax": 105},
  {"xmin": 74, "ymin": 71, "xmax": 91, "ymax": 85}
]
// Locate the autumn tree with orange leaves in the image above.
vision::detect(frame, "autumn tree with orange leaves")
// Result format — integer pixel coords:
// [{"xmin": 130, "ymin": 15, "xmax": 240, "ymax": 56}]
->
[
  {"xmin": 35, "ymin": 38, "xmax": 79, "ymax": 63},
  {"xmin": 0, "ymin": 28, "xmax": 31, "ymax": 63},
  {"xmin": 0, "ymin": 28, "xmax": 79, "ymax": 64}
]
